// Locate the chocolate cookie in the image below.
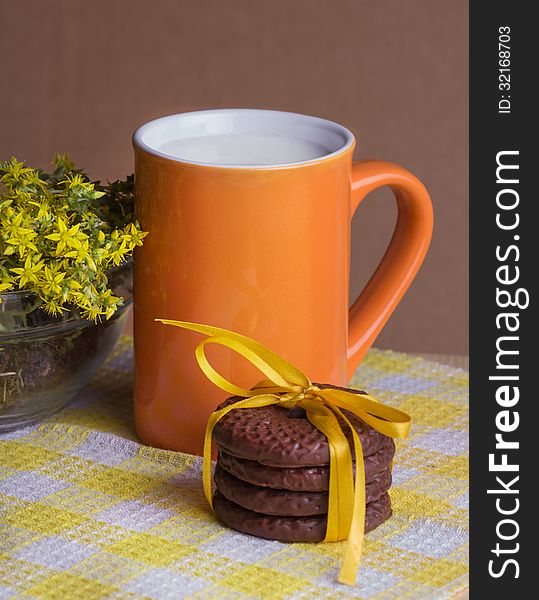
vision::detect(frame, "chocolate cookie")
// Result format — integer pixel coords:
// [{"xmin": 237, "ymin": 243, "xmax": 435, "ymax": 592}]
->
[
  {"xmin": 213, "ymin": 491, "xmax": 392, "ymax": 543},
  {"xmin": 218, "ymin": 441, "xmax": 395, "ymax": 492},
  {"xmin": 214, "ymin": 463, "xmax": 392, "ymax": 516},
  {"xmin": 213, "ymin": 385, "xmax": 389, "ymax": 467}
]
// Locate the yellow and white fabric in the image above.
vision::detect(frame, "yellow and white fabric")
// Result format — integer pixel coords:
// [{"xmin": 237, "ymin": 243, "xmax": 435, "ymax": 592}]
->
[{"xmin": 0, "ymin": 338, "xmax": 468, "ymax": 599}]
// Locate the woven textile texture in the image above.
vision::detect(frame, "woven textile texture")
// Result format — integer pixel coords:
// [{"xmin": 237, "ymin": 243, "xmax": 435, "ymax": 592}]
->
[{"xmin": 0, "ymin": 337, "xmax": 469, "ymax": 599}]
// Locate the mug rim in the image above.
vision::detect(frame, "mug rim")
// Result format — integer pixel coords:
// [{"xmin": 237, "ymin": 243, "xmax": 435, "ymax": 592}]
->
[{"xmin": 132, "ymin": 108, "xmax": 355, "ymax": 170}]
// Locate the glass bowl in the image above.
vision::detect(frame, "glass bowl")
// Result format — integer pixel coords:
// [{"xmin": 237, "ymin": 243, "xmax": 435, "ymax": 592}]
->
[{"xmin": 0, "ymin": 260, "xmax": 132, "ymax": 431}]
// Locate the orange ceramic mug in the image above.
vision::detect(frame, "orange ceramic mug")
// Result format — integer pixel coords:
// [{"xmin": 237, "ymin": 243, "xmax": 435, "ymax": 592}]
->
[{"xmin": 133, "ymin": 109, "xmax": 433, "ymax": 454}]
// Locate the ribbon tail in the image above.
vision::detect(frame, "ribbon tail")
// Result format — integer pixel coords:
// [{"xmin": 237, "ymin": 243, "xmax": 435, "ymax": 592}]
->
[
  {"xmin": 202, "ymin": 410, "xmax": 220, "ymax": 507},
  {"xmin": 338, "ymin": 428, "xmax": 365, "ymax": 585},
  {"xmin": 329, "ymin": 407, "xmax": 366, "ymax": 586},
  {"xmin": 304, "ymin": 400, "xmax": 354, "ymax": 542}
]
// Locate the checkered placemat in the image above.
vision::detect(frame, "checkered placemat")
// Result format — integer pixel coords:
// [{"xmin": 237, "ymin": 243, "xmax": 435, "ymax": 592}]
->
[{"xmin": 0, "ymin": 337, "xmax": 468, "ymax": 599}]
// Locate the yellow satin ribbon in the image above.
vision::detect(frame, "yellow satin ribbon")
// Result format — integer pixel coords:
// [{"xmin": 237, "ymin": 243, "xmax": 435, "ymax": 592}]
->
[{"xmin": 156, "ymin": 319, "xmax": 411, "ymax": 585}]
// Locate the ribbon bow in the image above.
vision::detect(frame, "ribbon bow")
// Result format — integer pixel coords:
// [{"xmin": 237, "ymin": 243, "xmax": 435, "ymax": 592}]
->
[{"xmin": 157, "ymin": 319, "xmax": 411, "ymax": 585}]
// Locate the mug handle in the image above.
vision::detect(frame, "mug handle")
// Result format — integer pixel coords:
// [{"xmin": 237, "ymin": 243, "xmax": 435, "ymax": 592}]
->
[{"xmin": 347, "ymin": 160, "xmax": 433, "ymax": 380}]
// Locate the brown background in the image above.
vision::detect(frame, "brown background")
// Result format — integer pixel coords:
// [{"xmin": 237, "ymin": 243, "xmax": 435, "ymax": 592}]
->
[{"xmin": 0, "ymin": 0, "xmax": 468, "ymax": 354}]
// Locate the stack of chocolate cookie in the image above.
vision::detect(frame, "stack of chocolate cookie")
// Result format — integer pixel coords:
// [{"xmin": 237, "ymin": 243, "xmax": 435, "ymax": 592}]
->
[{"xmin": 212, "ymin": 385, "xmax": 395, "ymax": 542}]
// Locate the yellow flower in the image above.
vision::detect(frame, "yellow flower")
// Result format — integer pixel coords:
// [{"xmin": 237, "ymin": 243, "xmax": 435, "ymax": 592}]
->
[
  {"xmin": 122, "ymin": 222, "xmax": 148, "ymax": 250},
  {"xmin": 61, "ymin": 173, "xmax": 105, "ymax": 199},
  {"xmin": 28, "ymin": 199, "xmax": 52, "ymax": 220},
  {"xmin": 21, "ymin": 169, "xmax": 48, "ymax": 190},
  {"xmin": 62, "ymin": 173, "xmax": 86, "ymax": 188},
  {"xmin": 2, "ymin": 211, "xmax": 34, "ymax": 240},
  {"xmin": 4, "ymin": 230, "xmax": 39, "ymax": 258},
  {"xmin": 0, "ymin": 158, "xmax": 33, "ymax": 184},
  {"xmin": 40, "ymin": 267, "xmax": 66, "ymax": 296},
  {"xmin": 80, "ymin": 305, "xmax": 103, "ymax": 321},
  {"xmin": 64, "ymin": 239, "xmax": 97, "ymax": 270},
  {"xmin": 42, "ymin": 298, "xmax": 68, "ymax": 317},
  {"xmin": 108, "ymin": 240, "xmax": 129, "ymax": 266},
  {"xmin": 10, "ymin": 255, "xmax": 45, "ymax": 287},
  {"xmin": 45, "ymin": 218, "xmax": 87, "ymax": 254}
]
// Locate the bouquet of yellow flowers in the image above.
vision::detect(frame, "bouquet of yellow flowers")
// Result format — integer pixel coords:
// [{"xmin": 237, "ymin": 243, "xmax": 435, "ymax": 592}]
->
[{"xmin": 0, "ymin": 154, "xmax": 147, "ymax": 321}]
